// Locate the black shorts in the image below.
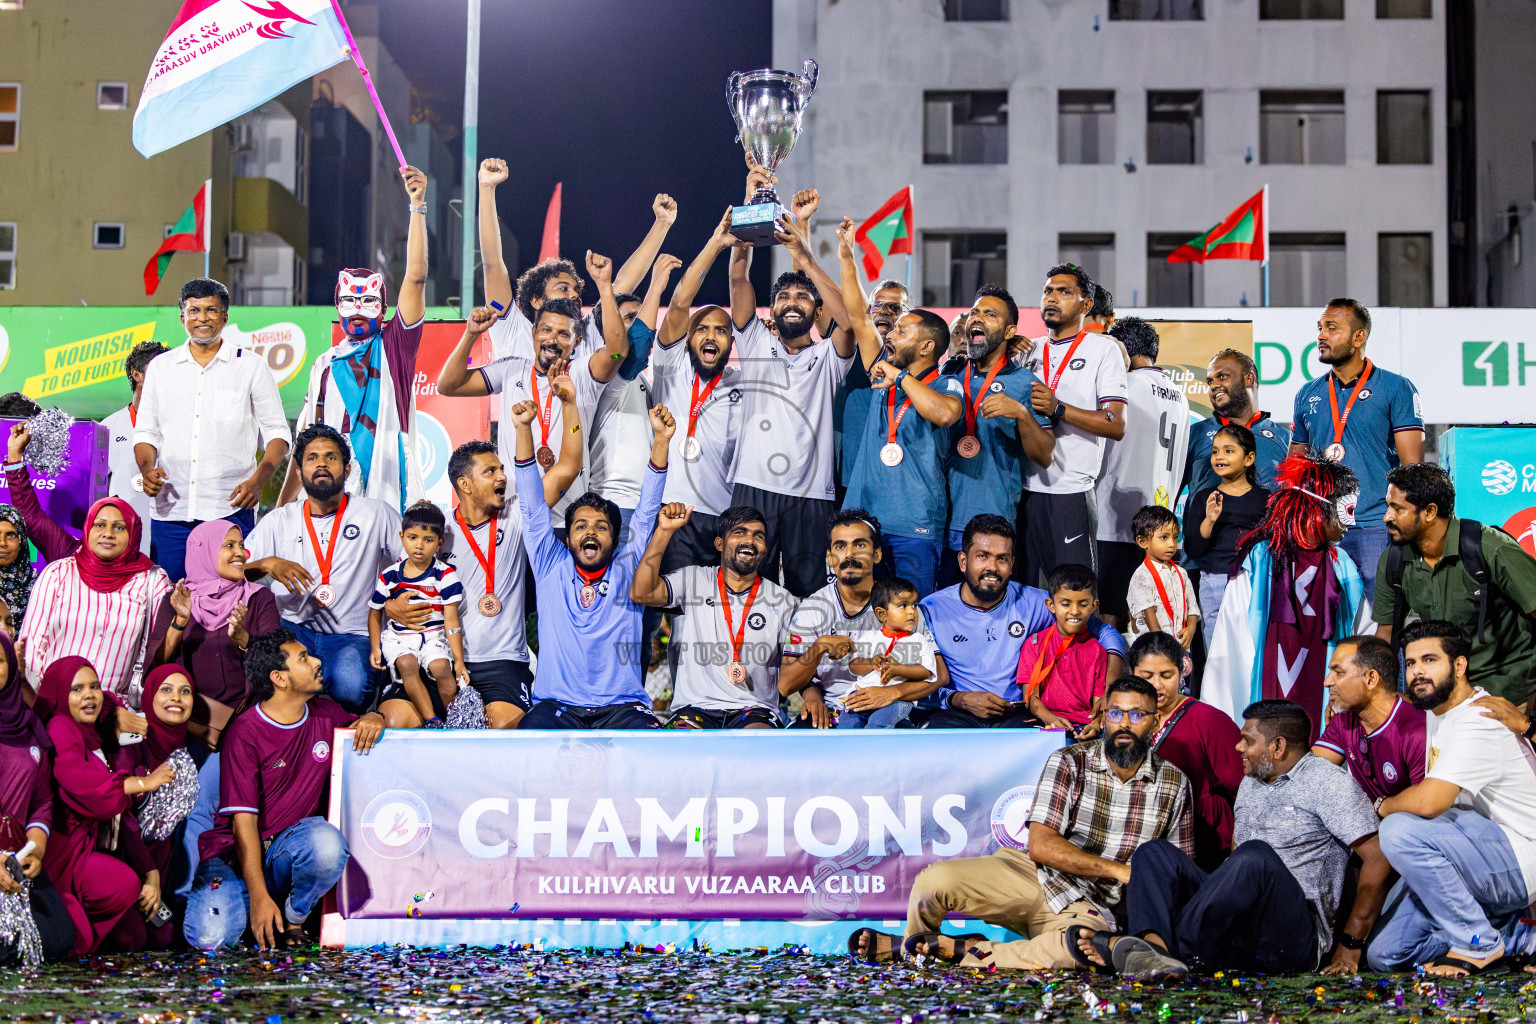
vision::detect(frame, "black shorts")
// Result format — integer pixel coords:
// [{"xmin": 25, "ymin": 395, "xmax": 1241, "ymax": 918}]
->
[
  {"xmin": 519, "ymin": 700, "xmax": 661, "ymax": 729},
  {"xmin": 660, "ymin": 512, "xmax": 721, "ymax": 575},
  {"xmin": 922, "ymin": 704, "xmax": 1046, "ymax": 729},
  {"xmin": 731, "ymin": 483, "xmax": 837, "ymax": 599},
  {"xmin": 1097, "ymin": 540, "xmax": 1144, "ymax": 621},
  {"xmin": 465, "ymin": 659, "xmax": 535, "ymax": 712},
  {"xmin": 1018, "ymin": 490, "xmax": 1098, "ymax": 590},
  {"xmin": 666, "ymin": 704, "xmax": 779, "ymax": 729},
  {"xmin": 378, "ymin": 680, "xmax": 447, "ymax": 716}
]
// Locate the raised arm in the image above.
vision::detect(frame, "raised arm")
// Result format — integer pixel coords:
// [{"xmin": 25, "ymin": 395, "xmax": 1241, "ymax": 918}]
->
[
  {"xmin": 584, "ymin": 251, "xmax": 629, "ymax": 385},
  {"xmin": 436, "ymin": 306, "xmax": 496, "ymax": 397},
  {"xmin": 631, "ymin": 501, "xmax": 690, "ymax": 607},
  {"xmin": 477, "ymin": 159, "xmax": 513, "ymax": 312},
  {"xmin": 778, "ymin": 190, "xmax": 855, "ymax": 360},
  {"xmin": 729, "ymin": 160, "xmax": 777, "ymax": 330},
  {"xmin": 397, "ymin": 165, "xmax": 429, "ymax": 326},
  {"xmin": 637, "ymin": 253, "xmax": 682, "ymax": 332},
  {"xmin": 661, "ymin": 208, "xmax": 736, "ymax": 346},
  {"xmin": 612, "ymin": 194, "xmax": 678, "ymax": 296},
  {"xmin": 541, "ymin": 367, "xmax": 585, "ymax": 506},
  {"xmin": 835, "ymin": 216, "xmax": 882, "ymax": 370}
]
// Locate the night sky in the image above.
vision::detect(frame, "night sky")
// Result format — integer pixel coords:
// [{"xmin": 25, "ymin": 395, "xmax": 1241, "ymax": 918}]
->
[{"xmin": 381, "ymin": 0, "xmax": 774, "ymax": 306}]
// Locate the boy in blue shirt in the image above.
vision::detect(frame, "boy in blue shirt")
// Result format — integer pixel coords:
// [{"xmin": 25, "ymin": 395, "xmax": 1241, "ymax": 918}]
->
[{"xmin": 514, "ymin": 400, "xmax": 677, "ymax": 729}]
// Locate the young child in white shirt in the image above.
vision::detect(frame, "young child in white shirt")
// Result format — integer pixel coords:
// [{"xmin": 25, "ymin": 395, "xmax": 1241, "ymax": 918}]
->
[
  {"xmin": 1126, "ymin": 504, "xmax": 1200, "ymax": 650},
  {"xmin": 833, "ymin": 577, "xmax": 939, "ymax": 729}
]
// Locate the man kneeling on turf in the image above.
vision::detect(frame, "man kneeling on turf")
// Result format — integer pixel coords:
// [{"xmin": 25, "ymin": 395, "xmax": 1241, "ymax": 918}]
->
[
  {"xmin": 1074, "ymin": 699, "xmax": 1391, "ymax": 980},
  {"xmin": 848, "ymin": 676, "xmax": 1191, "ymax": 967}
]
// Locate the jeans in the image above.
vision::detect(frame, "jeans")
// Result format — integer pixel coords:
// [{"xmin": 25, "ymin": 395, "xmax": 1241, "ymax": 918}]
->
[
  {"xmin": 1126, "ymin": 838, "xmax": 1317, "ymax": 973},
  {"xmin": 1367, "ymin": 808, "xmax": 1530, "ymax": 969},
  {"xmin": 836, "ymin": 699, "xmax": 913, "ymax": 729},
  {"xmin": 176, "ymin": 751, "xmax": 222, "ymax": 899},
  {"xmin": 151, "ymin": 509, "xmax": 256, "ymax": 584},
  {"xmin": 183, "ymin": 816, "xmax": 349, "ymax": 952},
  {"xmin": 886, "ymin": 535, "xmax": 944, "ymax": 599},
  {"xmin": 1340, "ymin": 523, "xmax": 1391, "ymax": 604},
  {"xmin": 283, "ymin": 620, "xmax": 377, "ymax": 714},
  {"xmin": 1198, "ymin": 571, "xmax": 1229, "ymax": 641}
]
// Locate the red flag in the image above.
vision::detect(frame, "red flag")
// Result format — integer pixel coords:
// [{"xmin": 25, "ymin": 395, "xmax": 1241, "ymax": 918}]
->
[
  {"xmin": 1166, "ymin": 187, "xmax": 1267, "ymax": 263},
  {"xmin": 853, "ymin": 186, "xmax": 914, "ymax": 281},
  {"xmin": 539, "ymin": 182, "xmax": 562, "ymax": 263},
  {"xmin": 143, "ymin": 179, "xmax": 210, "ymax": 295}
]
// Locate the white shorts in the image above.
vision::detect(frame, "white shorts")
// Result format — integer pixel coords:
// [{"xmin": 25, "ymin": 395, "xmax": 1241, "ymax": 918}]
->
[{"xmin": 380, "ymin": 628, "xmax": 454, "ymax": 678}]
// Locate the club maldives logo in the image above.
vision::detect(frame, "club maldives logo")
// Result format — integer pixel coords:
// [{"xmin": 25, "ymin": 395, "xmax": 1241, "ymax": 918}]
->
[
  {"xmin": 360, "ymin": 790, "xmax": 433, "ymax": 859},
  {"xmin": 990, "ymin": 785, "xmax": 1036, "ymax": 849},
  {"xmin": 1484, "ymin": 460, "xmax": 1519, "ymax": 496}
]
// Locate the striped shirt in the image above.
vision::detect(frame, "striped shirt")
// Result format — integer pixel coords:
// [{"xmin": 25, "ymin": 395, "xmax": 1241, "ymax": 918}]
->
[
  {"xmin": 1027, "ymin": 741, "xmax": 1193, "ymax": 920},
  {"xmin": 369, "ymin": 558, "xmax": 463, "ymax": 634},
  {"xmin": 18, "ymin": 558, "xmax": 171, "ymax": 694}
]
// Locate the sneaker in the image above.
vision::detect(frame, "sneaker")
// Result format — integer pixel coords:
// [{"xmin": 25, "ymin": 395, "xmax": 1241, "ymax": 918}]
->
[
  {"xmin": 1111, "ymin": 936, "xmax": 1190, "ymax": 983},
  {"xmin": 423, "ymin": 718, "xmax": 446, "ymax": 730}
]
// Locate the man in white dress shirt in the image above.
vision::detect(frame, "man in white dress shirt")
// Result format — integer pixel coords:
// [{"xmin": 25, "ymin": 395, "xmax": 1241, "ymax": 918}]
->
[{"xmin": 133, "ymin": 278, "xmax": 291, "ymax": 582}]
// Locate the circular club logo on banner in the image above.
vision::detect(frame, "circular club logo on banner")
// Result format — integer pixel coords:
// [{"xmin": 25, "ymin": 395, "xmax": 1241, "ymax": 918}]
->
[
  {"xmin": 1484, "ymin": 460, "xmax": 1519, "ymax": 496},
  {"xmin": 990, "ymin": 785, "xmax": 1036, "ymax": 849},
  {"xmin": 360, "ymin": 790, "xmax": 434, "ymax": 859},
  {"xmin": 1505, "ymin": 507, "xmax": 1536, "ymax": 558}
]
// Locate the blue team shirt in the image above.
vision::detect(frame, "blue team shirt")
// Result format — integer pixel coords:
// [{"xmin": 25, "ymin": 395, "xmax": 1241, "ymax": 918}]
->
[
  {"xmin": 1186, "ymin": 413, "xmax": 1292, "ymax": 499},
  {"xmin": 842, "ymin": 371, "xmax": 962, "ymax": 540},
  {"xmin": 919, "ymin": 581, "xmax": 1126, "ymax": 700},
  {"xmin": 515, "ymin": 457, "xmax": 663, "ymax": 707},
  {"xmin": 945, "ymin": 361, "xmax": 1053, "ymax": 537},
  {"xmin": 1290, "ymin": 364, "xmax": 1423, "ymax": 523}
]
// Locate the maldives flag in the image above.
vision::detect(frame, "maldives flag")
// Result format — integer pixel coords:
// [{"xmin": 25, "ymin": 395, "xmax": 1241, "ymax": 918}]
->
[
  {"xmin": 1167, "ymin": 187, "xmax": 1267, "ymax": 263},
  {"xmin": 143, "ymin": 181, "xmax": 211, "ymax": 294},
  {"xmin": 132, "ymin": 0, "xmax": 349, "ymax": 157},
  {"xmin": 853, "ymin": 186, "xmax": 914, "ymax": 281}
]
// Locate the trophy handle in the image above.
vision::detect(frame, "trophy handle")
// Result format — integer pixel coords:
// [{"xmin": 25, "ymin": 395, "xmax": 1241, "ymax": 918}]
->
[{"xmin": 799, "ymin": 58, "xmax": 819, "ymax": 98}]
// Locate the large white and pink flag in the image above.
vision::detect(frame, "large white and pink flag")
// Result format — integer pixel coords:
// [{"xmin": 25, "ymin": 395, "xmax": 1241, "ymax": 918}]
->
[{"xmin": 132, "ymin": 0, "xmax": 349, "ymax": 157}]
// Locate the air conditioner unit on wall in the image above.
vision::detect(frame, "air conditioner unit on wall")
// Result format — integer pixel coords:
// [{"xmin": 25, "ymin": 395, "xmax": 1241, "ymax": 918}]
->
[{"xmin": 226, "ymin": 232, "xmax": 247, "ymax": 262}]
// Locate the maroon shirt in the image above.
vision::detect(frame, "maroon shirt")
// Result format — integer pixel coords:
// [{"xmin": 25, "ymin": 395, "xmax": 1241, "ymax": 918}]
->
[
  {"xmin": 0, "ymin": 740, "xmax": 53, "ymax": 847},
  {"xmin": 1153, "ymin": 698, "xmax": 1244, "ymax": 870},
  {"xmin": 177, "ymin": 587, "xmax": 280, "ymax": 707},
  {"xmin": 1315, "ymin": 696, "xmax": 1428, "ymax": 802},
  {"xmin": 198, "ymin": 697, "xmax": 354, "ymax": 863}
]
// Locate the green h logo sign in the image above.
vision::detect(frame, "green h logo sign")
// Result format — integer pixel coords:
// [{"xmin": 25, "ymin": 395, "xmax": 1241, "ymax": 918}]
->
[{"xmin": 1460, "ymin": 340, "xmax": 1536, "ymax": 386}]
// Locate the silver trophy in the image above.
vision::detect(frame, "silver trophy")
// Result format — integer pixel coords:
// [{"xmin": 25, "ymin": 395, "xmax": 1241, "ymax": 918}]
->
[{"xmin": 727, "ymin": 58, "xmax": 819, "ymax": 246}]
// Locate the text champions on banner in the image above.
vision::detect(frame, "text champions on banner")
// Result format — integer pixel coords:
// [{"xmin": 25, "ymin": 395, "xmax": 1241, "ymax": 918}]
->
[{"xmin": 332, "ymin": 730, "xmax": 1063, "ymax": 920}]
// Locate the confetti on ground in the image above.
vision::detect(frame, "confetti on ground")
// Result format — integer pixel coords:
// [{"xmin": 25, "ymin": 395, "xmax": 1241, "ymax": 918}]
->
[{"xmin": 4, "ymin": 945, "xmax": 1534, "ymax": 1023}]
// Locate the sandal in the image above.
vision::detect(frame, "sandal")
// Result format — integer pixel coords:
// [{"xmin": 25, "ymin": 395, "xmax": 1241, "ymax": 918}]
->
[
  {"xmin": 1421, "ymin": 954, "xmax": 1504, "ymax": 978},
  {"xmin": 903, "ymin": 931, "xmax": 988, "ymax": 964},
  {"xmin": 1064, "ymin": 924, "xmax": 1116, "ymax": 974},
  {"xmin": 847, "ymin": 927, "xmax": 903, "ymax": 963}
]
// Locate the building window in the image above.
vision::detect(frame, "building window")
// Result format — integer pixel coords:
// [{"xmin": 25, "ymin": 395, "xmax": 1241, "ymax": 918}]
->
[
  {"xmin": 1379, "ymin": 233, "xmax": 1432, "ymax": 305},
  {"xmin": 1110, "ymin": 0, "xmax": 1202, "ymax": 18},
  {"xmin": 0, "ymin": 223, "xmax": 14, "ymax": 290},
  {"xmin": 1377, "ymin": 90, "xmax": 1431, "ymax": 164},
  {"xmin": 1260, "ymin": 90, "xmax": 1345, "ymax": 165},
  {"xmin": 1059, "ymin": 234, "xmax": 1115, "ymax": 297},
  {"xmin": 92, "ymin": 223, "xmax": 125, "ymax": 249},
  {"xmin": 943, "ymin": 0, "xmax": 1008, "ymax": 20},
  {"xmin": 1058, "ymin": 90, "xmax": 1115, "ymax": 165},
  {"xmin": 1259, "ymin": 0, "xmax": 1342, "ymax": 17},
  {"xmin": 1377, "ymin": 0, "xmax": 1430, "ymax": 16},
  {"xmin": 294, "ymin": 125, "xmax": 309, "ymax": 205},
  {"xmin": 1148, "ymin": 233, "xmax": 1203, "ymax": 306},
  {"xmin": 924, "ymin": 91, "xmax": 1008, "ymax": 165},
  {"xmin": 96, "ymin": 83, "xmax": 128, "ymax": 110},
  {"xmin": 1270, "ymin": 232, "xmax": 1346, "ymax": 307},
  {"xmin": 1147, "ymin": 91, "xmax": 1203, "ymax": 164},
  {"xmin": 922, "ymin": 231, "xmax": 1007, "ymax": 306},
  {"xmin": 0, "ymin": 84, "xmax": 17, "ymax": 151}
]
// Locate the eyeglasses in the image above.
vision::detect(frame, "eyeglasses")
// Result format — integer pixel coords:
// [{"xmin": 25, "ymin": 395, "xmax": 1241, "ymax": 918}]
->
[
  {"xmin": 1104, "ymin": 709, "xmax": 1151, "ymax": 725},
  {"xmin": 337, "ymin": 295, "xmax": 383, "ymax": 316},
  {"xmin": 868, "ymin": 301, "xmax": 907, "ymax": 315}
]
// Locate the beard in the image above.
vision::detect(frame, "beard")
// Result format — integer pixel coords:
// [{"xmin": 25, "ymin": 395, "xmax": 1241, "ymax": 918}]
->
[
  {"xmin": 687, "ymin": 343, "xmax": 727, "ymax": 381},
  {"xmin": 965, "ymin": 569, "xmax": 1007, "ymax": 604},
  {"xmin": 773, "ymin": 308, "xmax": 814, "ymax": 341},
  {"xmin": 1104, "ymin": 729, "xmax": 1150, "ymax": 769},
  {"xmin": 1407, "ymin": 671, "xmax": 1456, "ymax": 711},
  {"xmin": 726, "ymin": 545, "xmax": 762, "ymax": 576},
  {"xmin": 302, "ymin": 472, "xmax": 345, "ymax": 502},
  {"xmin": 1246, "ymin": 755, "xmax": 1278, "ymax": 783},
  {"xmin": 966, "ymin": 326, "xmax": 1005, "ymax": 363},
  {"xmin": 1317, "ymin": 344, "xmax": 1351, "ymax": 366},
  {"xmin": 834, "ymin": 557, "xmax": 869, "ymax": 585}
]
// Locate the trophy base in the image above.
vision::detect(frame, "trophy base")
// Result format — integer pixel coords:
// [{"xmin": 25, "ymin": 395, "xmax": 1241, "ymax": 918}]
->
[{"xmin": 730, "ymin": 202, "xmax": 792, "ymax": 247}]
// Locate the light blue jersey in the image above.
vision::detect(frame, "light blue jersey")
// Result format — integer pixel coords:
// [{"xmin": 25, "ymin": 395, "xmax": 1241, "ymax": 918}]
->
[
  {"xmin": 1291, "ymin": 363, "xmax": 1423, "ymax": 524},
  {"xmin": 919, "ymin": 581, "xmax": 1125, "ymax": 700},
  {"xmin": 516, "ymin": 457, "xmax": 664, "ymax": 707}
]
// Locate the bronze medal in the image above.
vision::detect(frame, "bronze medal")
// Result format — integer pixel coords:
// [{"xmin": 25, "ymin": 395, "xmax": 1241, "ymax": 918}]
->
[
  {"xmin": 478, "ymin": 593, "xmax": 502, "ymax": 617},
  {"xmin": 536, "ymin": 445, "xmax": 556, "ymax": 469},
  {"xmin": 956, "ymin": 434, "xmax": 981, "ymax": 459}
]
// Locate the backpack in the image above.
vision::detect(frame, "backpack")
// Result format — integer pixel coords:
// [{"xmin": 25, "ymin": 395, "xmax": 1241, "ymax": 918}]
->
[{"xmin": 1384, "ymin": 518, "xmax": 1504, "ymax": 646}]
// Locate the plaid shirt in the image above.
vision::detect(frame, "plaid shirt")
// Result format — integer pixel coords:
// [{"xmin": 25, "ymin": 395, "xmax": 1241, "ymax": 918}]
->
[{"xmin": 1027, "ymin": 742, "xmax": 1194, "ymax": 920}]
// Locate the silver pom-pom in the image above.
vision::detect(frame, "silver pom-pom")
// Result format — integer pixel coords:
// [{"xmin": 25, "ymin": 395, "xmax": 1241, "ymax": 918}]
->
[
  {"xmin": 445, "ymin": 684, "xmax": 487, "ymax": 730},
  {"xmin": 0, "ymin": 866, "xmax": 42, "ymax": 967},
  {"xmin": 137, "ymin": 748, "xmax": 200, "ymax": 841},
  {"xmin": 23, "ymin": 408, "xmax": 75, "ymax": 476}
]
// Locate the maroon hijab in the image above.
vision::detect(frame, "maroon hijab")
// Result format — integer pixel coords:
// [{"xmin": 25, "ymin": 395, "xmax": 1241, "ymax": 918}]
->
[
  {"xmin": 0, "ymin": 631, "xmax": 46, "ymax": 749},
  {"xmin": 33, "ymin": 655, "xmax": 106, "ymax": 752},
  {"xmin": 139, "ymin": 664, "xmax": 195, "ymax": 768},
  {"xmin": 73, "ymin": 498, "xmax": 157, "ymax": 594}
]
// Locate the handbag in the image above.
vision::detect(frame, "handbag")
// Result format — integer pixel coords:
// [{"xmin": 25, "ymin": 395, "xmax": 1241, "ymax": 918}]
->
[
  {"xmin": 185, "ymin": 694, "xmax": 236, "ymax": 752},
  {"xmin": 117, "ymin": 572, "xmax": 158, "ymax": 712}
]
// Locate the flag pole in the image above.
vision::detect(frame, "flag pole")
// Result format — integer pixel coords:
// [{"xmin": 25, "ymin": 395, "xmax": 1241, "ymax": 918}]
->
[
  {"xmin": 203, "ymin": 177, "xmax": 212, "ymax": 278},
  {"xmin": 905, "ymin": 183, "xmax": 914, "ymax": 294},
  {"xmin": 459, "ymin": 0, "xmax": 481, "ymax": 317},
  {"xmin": 1261, "ymin": 183, "xmax": 1271, "ymax": 307},
  {"xmin": 327, "ymin": 0, "xmax": 407, "ymax": 168}
]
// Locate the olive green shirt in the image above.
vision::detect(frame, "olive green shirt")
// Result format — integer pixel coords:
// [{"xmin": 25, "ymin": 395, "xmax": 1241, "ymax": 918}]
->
[{"xmin": 1373, "ymin": 518, "xmax": 1536, "ymax": 703}]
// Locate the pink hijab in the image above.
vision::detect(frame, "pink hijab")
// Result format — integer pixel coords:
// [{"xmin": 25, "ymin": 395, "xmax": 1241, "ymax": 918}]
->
[{"xmin": 185, "ymin": 519, "xmax": 264, "ymax": 632}]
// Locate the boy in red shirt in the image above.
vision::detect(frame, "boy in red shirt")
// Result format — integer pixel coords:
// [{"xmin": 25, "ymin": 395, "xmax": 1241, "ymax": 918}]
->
[{"xmin": 1017, "ymin": 563, "xmax": 1109, "ymax": 735}]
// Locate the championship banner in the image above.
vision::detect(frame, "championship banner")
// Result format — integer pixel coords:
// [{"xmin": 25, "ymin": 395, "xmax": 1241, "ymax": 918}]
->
[{"xmin": 330, "ymin": 730, "xmax": 1063, "ymax": 923}]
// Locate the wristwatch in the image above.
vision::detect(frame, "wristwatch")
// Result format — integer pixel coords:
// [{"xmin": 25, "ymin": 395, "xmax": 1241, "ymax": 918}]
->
[
  {"xmin": 409, "ymin": 203, "xmax": 428, "ymax": 215},
  {"xmin": 1335, "ymin": 932, "xmax": 1365, "ymax": 951},
  {"xmin": 1522, "ymin": 717, "xmax": 1536, "ymax": 742},
  {"xmin": 1049, "ymin": 401, "xmax": 1067, "ymax": 426}
]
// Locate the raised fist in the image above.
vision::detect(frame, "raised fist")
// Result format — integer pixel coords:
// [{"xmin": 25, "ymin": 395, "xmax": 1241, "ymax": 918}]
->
[
  {"xmin": 478, "ymin": 158, "xmax": 508, "ymax": 187},
  {"xmin": 652, "ymin": 194, "xmax": 678, "ymax": 227}
]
